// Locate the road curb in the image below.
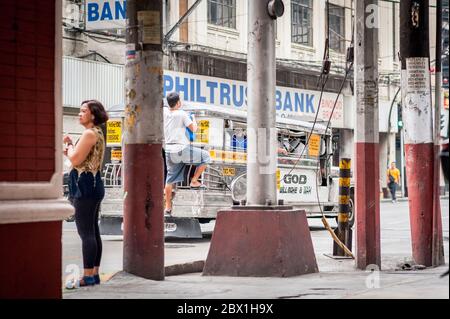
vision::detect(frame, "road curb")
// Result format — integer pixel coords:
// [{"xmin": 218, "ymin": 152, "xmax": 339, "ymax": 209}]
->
[
  {"xmin": 380, "ymin": 195, "xmax": 449, "ymax": 203},
  {"xmin": 165, "ymin": 260, "xmax": 205, "ymax": 276}
]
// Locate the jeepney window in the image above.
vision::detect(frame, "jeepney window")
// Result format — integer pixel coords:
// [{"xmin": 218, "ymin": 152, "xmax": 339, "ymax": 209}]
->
[
  {"xmin": 225, "ymin": 122, "xmax": 247, "ymax": 152},
  {"xmin": 277, "ymin": 131, "xmax": 308, "ymax": 157}
]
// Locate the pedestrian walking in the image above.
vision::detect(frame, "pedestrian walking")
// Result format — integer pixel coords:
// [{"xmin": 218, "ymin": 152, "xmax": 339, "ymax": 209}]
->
[
  {"xmin": 387, "ymin": 162, "xmax": 401, "ymax": 203},
  {"xmin": 64, "ymin": 100, "xmax": 108, "ymax": 287}
]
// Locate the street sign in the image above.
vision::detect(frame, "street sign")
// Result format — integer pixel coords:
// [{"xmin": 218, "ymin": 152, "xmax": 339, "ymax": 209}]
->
[
  {"xmin": 106, "ymin": 119, "xmax": 122, "ymax": 147},
  {"xmin": 111, "ymin": 149, "xmax": 122, "ymax": 161}
]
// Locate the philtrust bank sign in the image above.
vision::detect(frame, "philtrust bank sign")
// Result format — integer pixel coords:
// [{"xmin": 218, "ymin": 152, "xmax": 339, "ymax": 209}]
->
[{"xmin": 163, "ymin": 71, "xmax": 345, "ymax": 128}]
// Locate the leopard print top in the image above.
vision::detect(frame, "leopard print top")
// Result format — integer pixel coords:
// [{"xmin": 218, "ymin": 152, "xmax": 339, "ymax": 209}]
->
[{"xmin": 73, "ymin": 126, "xmax": 105, "ymax": 175}]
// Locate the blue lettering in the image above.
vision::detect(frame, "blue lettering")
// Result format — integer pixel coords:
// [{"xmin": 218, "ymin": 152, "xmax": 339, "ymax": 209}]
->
[
  {"xmin": 101, "ymin": 2, "xmax": 113, "ymax": 20},
  {"xmin": 275, "ymin": 90, "xmax": 282, "ymax": 111},
  {"xmin": 306, "ymin": 94, "xmax": 315, "ymax": 113},
  {"xmin": 283, "ymin": 92, "xmax": 293, "ymax": 112},
  {"xmin": 232, "ymin": 85, "xmax": 244, "ymax": 108},
  {"xmin": 220, "ymin": 83, "xmax": 231, "ymax": 106},
  {"xmin": 206, "ymin": 81, "xmax": 218, "ymax": 104},
  {"xmin": 115, "ymin": 0, "xmax": 127, "ymax": 19},
  {"xmin": 87, "ymin": 3, "xmax": 100, "ymax": 22},
  {"xmin": 294, "ymin": 93, "xmax": 304, "ymax": 113},
  {"xmin": 190, "ymin": 79, "xmax": 195, "ymax": 102},
  {"xmin": 175, "ymin": 77, "xmax": 189, "ymax": 101},
  {"xmin": 196, "ymin": 80, "xmax": 207, "ymax": 103},
  {"xmin": 163, "ymin": 75, "xmax": 173, "ymax": 97}
]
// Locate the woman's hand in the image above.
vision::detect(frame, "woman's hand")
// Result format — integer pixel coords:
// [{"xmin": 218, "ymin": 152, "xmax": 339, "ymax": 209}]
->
[{"xmin": 63, "ymin": 135, "xmax": 73, "ymax": 145}]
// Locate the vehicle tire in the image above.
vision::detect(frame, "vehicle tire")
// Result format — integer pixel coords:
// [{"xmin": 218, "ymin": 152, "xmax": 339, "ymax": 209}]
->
[
  {"xmin": 334, "ymin": 197, "xmax": 355, "ymax": 228},
  {"xmin": 348, "ymin": 197, "xmax": 355, "ymax": 228}
]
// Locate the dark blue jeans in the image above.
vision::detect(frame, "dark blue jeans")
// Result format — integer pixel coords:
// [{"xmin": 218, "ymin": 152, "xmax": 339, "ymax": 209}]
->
[{"xmin": 388, "ymin": 182, "xmax": 397, "ymax": 200}]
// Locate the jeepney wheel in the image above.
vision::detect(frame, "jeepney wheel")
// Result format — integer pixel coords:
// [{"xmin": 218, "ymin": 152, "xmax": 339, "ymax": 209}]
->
[
  {"xmin": 348, "ymin": 197, "xmax": 355, "ymax": 228},
  {"xmin": 335, "ymin": 197, "xmax": 355, "ymax": 228},
  {"xmin": 230, "ymin": 173, "xmax": 247, "ymax": 204}
]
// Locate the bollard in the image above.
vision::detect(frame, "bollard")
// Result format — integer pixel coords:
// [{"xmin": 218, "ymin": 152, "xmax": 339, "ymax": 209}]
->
[{"xmin": 333, "ymin": 158, "xmax": 353, "ymax": 257}]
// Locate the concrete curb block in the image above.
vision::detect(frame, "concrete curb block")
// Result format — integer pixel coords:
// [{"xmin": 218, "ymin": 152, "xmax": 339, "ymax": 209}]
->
[{"xmin": 165, "ymin": 261, "xmax": 205, "ymax": 276}]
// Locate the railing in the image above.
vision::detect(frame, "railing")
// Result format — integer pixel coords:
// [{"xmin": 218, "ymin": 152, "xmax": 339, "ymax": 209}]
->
[{"xmin": 104, "ymin": 163, "xmax": 122, "ymax": 188}]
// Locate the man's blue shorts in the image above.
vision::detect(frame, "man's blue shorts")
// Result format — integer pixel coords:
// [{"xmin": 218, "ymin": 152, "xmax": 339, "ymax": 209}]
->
[{"xmin": 165, "ymin": 145, "xmax": 211, "ymax": 184}]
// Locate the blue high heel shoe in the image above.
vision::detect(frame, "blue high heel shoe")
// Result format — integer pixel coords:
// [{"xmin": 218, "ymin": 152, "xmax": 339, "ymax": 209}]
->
[
  {"xmin": 94, "ymin": 274, "xmax": 101, "ymax": 285},
  {"xmin": 79, "ymin": 276, "xmax": 96, "ymax": 287}
]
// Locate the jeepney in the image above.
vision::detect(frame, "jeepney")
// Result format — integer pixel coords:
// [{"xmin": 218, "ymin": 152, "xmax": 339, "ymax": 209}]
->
[
  {"xmin": 167, "ymin": 105, "xmax": 354, "ymax": 233},
  {"xmin": 99, "ymin": 104, "xmax": 354, "ymax": 238}
]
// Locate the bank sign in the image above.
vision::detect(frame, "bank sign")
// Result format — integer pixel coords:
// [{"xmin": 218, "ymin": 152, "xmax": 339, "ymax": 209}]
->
[
  {"xmin": 85, "ymin": 0, "xmax": 126, "ymax": 30},
  {"xmin": 163, "ymin": 71, "xmax": 345, "ymax": 127}
]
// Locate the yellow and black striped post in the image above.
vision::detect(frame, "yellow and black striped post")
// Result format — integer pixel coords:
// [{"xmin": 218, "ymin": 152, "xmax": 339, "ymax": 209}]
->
[{"xmin": 333, "ymin": 158, "xmax": 353, "ymax": 256}]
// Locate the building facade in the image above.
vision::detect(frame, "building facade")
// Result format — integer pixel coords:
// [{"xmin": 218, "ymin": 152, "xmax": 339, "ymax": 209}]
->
[{"xmin": 61, "ymin": 0, "xmax": 445, "ymax": 195}]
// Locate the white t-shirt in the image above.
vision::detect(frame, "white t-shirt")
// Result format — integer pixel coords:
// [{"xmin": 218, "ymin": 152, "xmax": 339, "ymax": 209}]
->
[{"xmin": 163, "ymin": 107, "xmax": 193, "ymax": 153}]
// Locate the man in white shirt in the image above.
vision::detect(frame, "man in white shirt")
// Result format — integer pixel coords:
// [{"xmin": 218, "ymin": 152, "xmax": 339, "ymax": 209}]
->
[{"xmin": 163, "ymin": 92, "xmax": 211, "ymax": 216}]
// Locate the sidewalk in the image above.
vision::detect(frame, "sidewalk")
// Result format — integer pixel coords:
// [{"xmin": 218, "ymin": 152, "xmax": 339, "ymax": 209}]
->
[
  {"xmin": 380, "ymin": 194, "xmax": 449, "ymax": 203},
  {"xmin": 64, "ymin": 262, "xmax": 449, "ymax": 299},
  {"xmin": 64, "ymin": 200, "xmax": 449, "ymax": 299}
]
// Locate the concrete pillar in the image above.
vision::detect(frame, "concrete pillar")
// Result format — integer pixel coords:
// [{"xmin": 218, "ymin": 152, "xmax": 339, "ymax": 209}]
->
[
  {"xmin": 0, "ymin": 0, "xmax": 73, "ymax": 298},
  {"xmin": 123, "ymin": 0, "xmax": 165, "ymax": 280},
  {"xmin": 355, "ymin": 0, "xmax": 381, "ymax": 270},
  {"xmin": 400, "ymin": 0, "xmax": 444, "ymax": 266}
]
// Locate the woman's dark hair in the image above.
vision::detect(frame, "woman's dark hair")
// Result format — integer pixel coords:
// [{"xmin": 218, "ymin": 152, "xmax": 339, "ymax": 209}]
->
[{"xmin": 82, "ymin": 99, "xmax": 109, "ymax": 125}]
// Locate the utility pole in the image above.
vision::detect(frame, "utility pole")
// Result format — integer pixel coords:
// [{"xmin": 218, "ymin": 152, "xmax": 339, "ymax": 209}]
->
[
  {"xmin": 355, "ymin": 0, "xmax": 381, "ymax": 270},
  {"xmin": 432, "ymin": 0, "xmax": 445, "ymax": 266},
  {"xmin": 246, "ymin": 0, "xmax": 278, "ymax": 206},
  {"xmin": 123, "ymin": 0, "xmax": 165, "ymax": 280},
  {"xmin": 203, "ymin": 0, "xmax": 318, "ymax": 277},
  {"xmin": 400, "ymin": 0, "xmax": 442, "ymax": 267}
]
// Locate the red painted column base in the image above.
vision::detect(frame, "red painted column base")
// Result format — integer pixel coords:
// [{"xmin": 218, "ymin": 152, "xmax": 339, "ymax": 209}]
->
[
  {"xmin": 0, "ymin": 221, "xmax": 63, "ymax": 299},
  {"xmin": 405, "ymin": 143, "xmax": 435, "ymax": 266},
  {"xmin": 123, "ymin": 143, "xmax": 165, "ymax": 280},
  {"xmin": 203, "ymin": 209, "xmax": 319, "ymax": 277},
  {"xmin": 355, "ymin": 142, "xmax": 381, "ymax": 270}
]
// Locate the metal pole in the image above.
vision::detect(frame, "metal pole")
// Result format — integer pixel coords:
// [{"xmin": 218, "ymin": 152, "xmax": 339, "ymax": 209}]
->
[
  {"xmin": 246, "ymin": 0, "xmax": 278, "ymax": 206},
  {"xmin": 432, "ymin": 0, "xmax": 445, "ymax": 266},
  {"xmin": 386, "ymin": 87, "xmax": 401, "ymax": 169},
  {"xmin": 400, "ymin": 0, "xmax": 436, "ymax": 266},
  {"xmin": 123, "ymin": 0, "xmax": 165, "ymax": 280},
  {"xmin": 400, "ymin": 127, "xmax": 406, "ymax": 197},
  {"xmin": 355, "ymin": 0, "xmax": 381, "ymax": 270}
]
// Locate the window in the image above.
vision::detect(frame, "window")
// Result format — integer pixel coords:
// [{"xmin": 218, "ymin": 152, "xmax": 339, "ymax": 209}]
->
[
  {"xmin": 208, "ymin": 0, "xmax": 236, "ymax": 29},
  {"xmin": 291, "ymin": 0, "xmax": 313, "ymax": 46},
  {"xmin": 328, "ymin": 4, "xmax": 345, "ymax": 54}
]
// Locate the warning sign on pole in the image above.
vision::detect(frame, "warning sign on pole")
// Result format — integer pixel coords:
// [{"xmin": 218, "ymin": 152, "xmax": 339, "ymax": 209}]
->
[{"xmin": 107, "ymin": 119, "xmax": 122, "ymax": 147}]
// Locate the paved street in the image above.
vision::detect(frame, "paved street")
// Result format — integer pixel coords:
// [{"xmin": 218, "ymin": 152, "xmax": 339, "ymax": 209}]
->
[{"xmin": 63, "ymin": 198, "xmax": 449, "ymax": 299}]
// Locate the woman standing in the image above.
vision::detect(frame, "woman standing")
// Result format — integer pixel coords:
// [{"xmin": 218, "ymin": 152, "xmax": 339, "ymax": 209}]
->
[{"xmin": 64, "ymin": 100, "xmax": 108, "ymax": 287}]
